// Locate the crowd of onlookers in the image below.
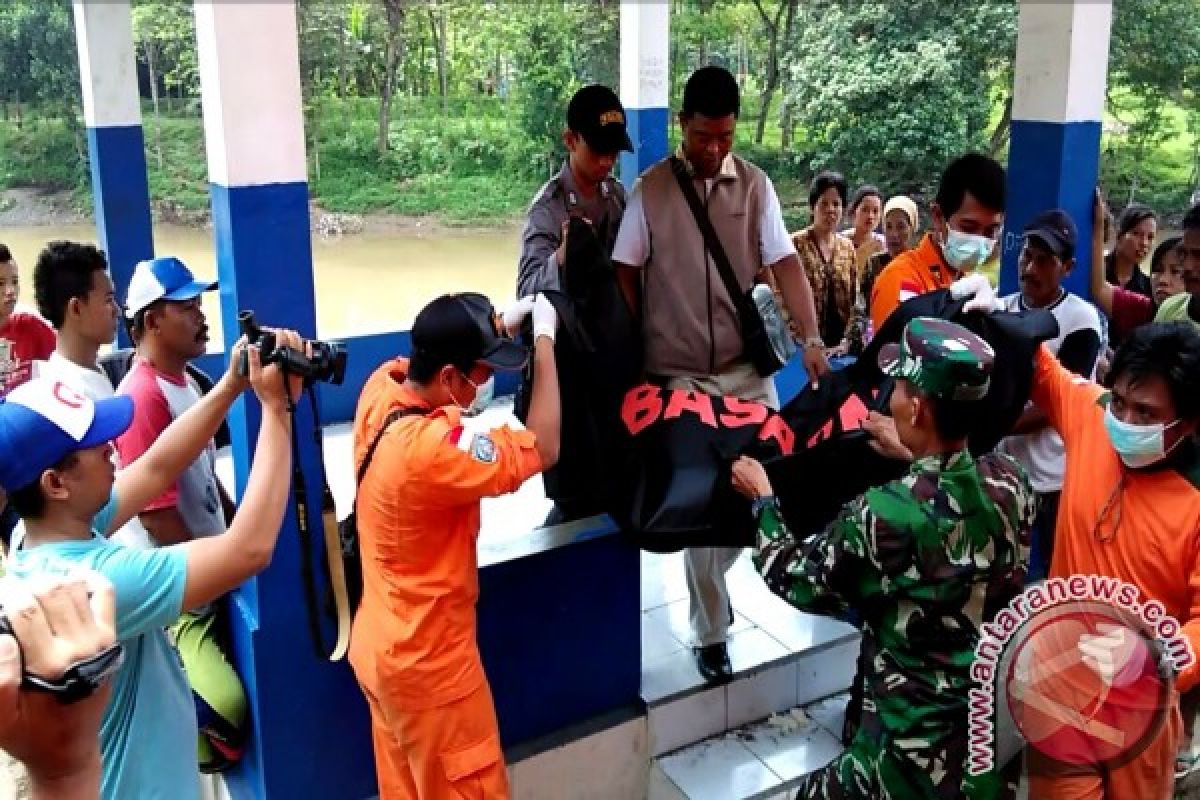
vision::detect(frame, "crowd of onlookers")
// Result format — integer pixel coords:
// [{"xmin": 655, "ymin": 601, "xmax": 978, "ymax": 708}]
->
[{"xmin": 0, "ymin": 60, "xmax": 1197, "ymax": 800}]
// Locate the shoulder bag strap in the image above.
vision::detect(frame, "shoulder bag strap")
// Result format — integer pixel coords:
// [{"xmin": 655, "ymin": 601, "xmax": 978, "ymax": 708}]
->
[{"xmin": 669, "ymin": 156, "xmax": 749, "ymax": 308}]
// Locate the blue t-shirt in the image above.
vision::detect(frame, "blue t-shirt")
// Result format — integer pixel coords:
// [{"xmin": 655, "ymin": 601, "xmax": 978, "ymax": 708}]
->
[{"xmin": 10, "ymin": 492, "xmax": 198, "ymax": 800}]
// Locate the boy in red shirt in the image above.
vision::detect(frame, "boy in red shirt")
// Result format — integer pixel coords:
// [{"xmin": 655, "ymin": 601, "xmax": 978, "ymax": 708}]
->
[
  {"xmin": 0, "ymin": 243, "xmax": 55, "ymax": 550},
  {"xmin": 0, "ymin": 244, "xmax": 55, "ymax": 397}
]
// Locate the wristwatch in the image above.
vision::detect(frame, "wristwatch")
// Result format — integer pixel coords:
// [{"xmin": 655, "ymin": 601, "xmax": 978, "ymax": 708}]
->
[
  {"xmin": 23, "ymin": 643, "xmax": 125, "ymax": 704},
  {"xmin": 750, "ymin": 495, "xmax": 779, "ymax": 518},
  {"xmin": 802, "ymin": 336, "xmax": 825, "ymax": 350},
  {"xmin": 1, "ymin": 609, "xmax": 126, "ymax": 704}
]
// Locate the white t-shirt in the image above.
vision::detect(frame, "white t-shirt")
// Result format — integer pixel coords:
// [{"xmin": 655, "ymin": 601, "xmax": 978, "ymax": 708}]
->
[
  {"xmin": 999, "ymin": 290, "xmax": 1103, "ymax": 493},
  {"xmin": 33, "ymin": 351, "xmax": 116, "ymax": 401},
  {"xmin": 612, "ymin": 163, "xmax": 796, "ymax": 269},
  {"xmin": 28, "ymin": 351, "xmax": 156, "ymax": 549}
]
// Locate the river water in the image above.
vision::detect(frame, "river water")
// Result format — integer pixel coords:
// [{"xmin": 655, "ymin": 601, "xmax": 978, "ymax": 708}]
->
[{"xmin": 2, "ymin": 222, "xmax": 522, "ymax": 342}]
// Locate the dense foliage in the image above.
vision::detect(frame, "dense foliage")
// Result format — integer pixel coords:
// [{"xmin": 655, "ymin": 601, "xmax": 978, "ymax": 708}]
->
[{"xmin": 0, "ymin": 0, "xmax": 1196, "ymax": 222}]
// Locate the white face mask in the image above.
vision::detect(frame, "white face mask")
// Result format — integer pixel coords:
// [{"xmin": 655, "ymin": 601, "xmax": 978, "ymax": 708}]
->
[
  {"xmin": 451, "ymin": 372, "xmax": 494, "ymax": 417},
  {"xmin": 940, "ymin": 226, "xmax": 995, "ymax": 272},
  {"xmin": 1103, "ymin": 406, "xmax": 1183, "ymax": 469}
]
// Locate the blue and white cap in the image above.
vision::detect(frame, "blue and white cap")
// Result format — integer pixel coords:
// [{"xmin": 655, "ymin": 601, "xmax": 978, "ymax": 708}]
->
[
  {"xmin": 0, "ymin": 379, "xmax": 134, "ymax": 491},
  {"xmin": 124, "ymin": 256, "xmax": 217, "ymax": 319}
]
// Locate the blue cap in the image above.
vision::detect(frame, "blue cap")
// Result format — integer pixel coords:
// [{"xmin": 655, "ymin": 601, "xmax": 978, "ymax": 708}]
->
[
  {"xmin": 124, "ymin": 256, "xmax": 217, "ymax": 319},
  {"xmin": 0, "ymin": 379, "xmax": 134, "ymax": 492}
]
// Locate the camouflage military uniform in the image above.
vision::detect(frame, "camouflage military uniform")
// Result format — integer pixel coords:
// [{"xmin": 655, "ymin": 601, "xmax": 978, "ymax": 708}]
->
[{"xmin": 751, "ymin": 318, "xmax": 1037, "ymax": 799}]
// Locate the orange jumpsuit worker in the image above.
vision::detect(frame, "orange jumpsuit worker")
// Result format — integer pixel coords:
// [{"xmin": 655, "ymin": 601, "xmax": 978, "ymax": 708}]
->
[
  {"xmin": 349, "ymin": 292, "xmax": 561, "ymax": 799},
  {"xmin": 1024, "ymin": 322, "xmax": 1200, "ymax": 800},
  {"xmin": 958, "ymin": 266, "xmax": 1200, "ymax": 799}
]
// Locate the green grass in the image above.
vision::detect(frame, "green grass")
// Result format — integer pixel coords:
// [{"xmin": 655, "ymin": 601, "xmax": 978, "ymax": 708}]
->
[{"xmin": 1, "ymin": 90, "xmax": 1194, "ymax": 226}]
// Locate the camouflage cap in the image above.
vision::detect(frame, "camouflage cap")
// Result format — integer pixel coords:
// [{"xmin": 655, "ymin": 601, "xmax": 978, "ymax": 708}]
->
[{"xmin": 878, "ymin": 317, "xmax": 995, "ymax": 402}]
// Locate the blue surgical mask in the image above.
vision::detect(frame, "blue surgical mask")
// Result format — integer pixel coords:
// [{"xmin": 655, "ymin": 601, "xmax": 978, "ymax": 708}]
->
[
  {"xmin": 1103, "ymin": 406, "xmax": 1182, "ymax": 469},
  {"xmin": 457, "ymin": 373, "xmax": 494, "ymax": 417},
  {"xmin": 940, "ymin": 227, "xmax": 995, "ymax": 272}
]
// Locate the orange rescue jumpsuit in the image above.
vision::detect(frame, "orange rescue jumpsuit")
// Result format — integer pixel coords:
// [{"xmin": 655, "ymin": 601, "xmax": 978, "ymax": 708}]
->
[
  {"xmin": 1028, "ymin": 345, "xmax": 1200, "ymax": 799},
  {"xmin": 869, "ymin": 232, "xmax": 958, "ymax": 332},
  {"xmin": 349, "ymin": 358, "xmax": 543, "ymax": 800}
]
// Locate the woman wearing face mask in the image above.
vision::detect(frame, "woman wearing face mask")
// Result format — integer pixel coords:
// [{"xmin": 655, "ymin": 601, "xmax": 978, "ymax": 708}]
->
[
  {"xmin": 790, "ymin": 170, "xmax": 861, "ymax": 355},
  {"xmin": 870, "ymin": 153, "xmax": 1006, "ymax": 332},
  {"xmin": 348, "ymin": 291, "xmax": 561, "ymax": 800},
  {"xmin": 841, "ymin": 185, "xmax": 886, "ymax": 271},
  {"xmin": 1105, "ymin": 204, "xmax": 1157, "ymax": 301}
]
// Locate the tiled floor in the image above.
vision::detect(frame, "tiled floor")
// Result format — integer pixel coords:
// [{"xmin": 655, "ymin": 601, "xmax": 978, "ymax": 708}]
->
[
  {"xmin": 654, "ymin": 697, "xmax": 848, "ymax": 800},
  {"xmin": 639, "ymin": 549, "xmax": 858, "ymax": 706}
]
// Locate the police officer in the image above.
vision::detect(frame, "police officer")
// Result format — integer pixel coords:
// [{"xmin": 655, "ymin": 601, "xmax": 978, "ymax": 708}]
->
[
  {"xmin": 732, "ymin": 317, "xmax": 1036, "ymax": 800},
  {"xmin": 517, "ymin": 84, "xmax": 631, "ymax": 297}
]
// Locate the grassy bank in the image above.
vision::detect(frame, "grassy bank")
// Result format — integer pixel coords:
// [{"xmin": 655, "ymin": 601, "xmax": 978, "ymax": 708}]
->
[{"xmin": 0, "ymin": 94, "xmax": 1194, "ymax": 229}]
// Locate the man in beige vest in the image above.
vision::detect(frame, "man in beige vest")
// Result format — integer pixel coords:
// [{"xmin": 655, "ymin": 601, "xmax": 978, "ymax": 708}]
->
[{"xmin": 612, "ymin": 65, "xmax": 829, "ymax": 683}]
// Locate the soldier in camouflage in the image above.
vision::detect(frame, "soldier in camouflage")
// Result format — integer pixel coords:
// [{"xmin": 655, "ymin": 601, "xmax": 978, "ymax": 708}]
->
[{"xmin": 732, "ymin": 317, "xmax": 1037, "ymax": 799}]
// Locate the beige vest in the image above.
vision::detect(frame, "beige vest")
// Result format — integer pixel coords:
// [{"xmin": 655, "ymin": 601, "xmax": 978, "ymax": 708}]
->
[{"xmin": 640, "ymin": 153, "xmax": 767, "ymax": 377}]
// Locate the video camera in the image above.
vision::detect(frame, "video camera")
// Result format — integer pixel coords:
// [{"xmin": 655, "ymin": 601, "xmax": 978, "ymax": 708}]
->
[{"xmin": 237, "ymin": 310, "xmax": 348, "ymax": 386}]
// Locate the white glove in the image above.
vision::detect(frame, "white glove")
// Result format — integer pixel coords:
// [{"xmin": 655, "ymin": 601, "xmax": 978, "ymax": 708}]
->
[
  {"xmin": 950, "ymin": 273, "xmax": 1005, "ymax": 314},
  {"xmin": 532, "ymin": 293, "xmax": 558, "ymax": 342},
  {"xmin": 501, "ymin": 296, "xmax": 536, "ymax": 337},
  {"xmin": 949, "ymin": 273, "xmax": 993, "ymax": 300}
]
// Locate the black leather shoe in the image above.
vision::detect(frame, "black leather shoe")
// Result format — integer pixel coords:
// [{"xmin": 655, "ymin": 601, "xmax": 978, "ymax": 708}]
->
[{"xmin": 694, "ymin": 643, "xmax": 733, "ymax": 684}]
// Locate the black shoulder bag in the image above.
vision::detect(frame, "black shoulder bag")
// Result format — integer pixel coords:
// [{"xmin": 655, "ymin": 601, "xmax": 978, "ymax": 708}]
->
[{"xmin": 669, "ymin": 157, "xmax": 791, "ymax": 377}]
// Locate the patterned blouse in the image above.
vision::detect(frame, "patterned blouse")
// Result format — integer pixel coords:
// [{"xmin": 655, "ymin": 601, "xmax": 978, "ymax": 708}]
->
[{"xmin": 792, "ymin": 227, "xmax": 862, "ymax": 349}]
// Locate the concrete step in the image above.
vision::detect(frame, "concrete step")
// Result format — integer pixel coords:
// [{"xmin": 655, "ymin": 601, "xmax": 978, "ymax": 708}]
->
[
  {"xmin": 641, "ymin": 551, "xmax": 860, "ymax": 759},
  {"xmin": 650, "ymin": 694, "xmax": 849, "ymax": 800}
]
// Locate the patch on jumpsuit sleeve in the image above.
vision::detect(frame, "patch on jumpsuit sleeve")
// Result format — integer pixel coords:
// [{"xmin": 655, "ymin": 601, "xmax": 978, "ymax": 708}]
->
[{"xmin": 456, "ymin": 431, "xmax": 498, "ymax": 463}]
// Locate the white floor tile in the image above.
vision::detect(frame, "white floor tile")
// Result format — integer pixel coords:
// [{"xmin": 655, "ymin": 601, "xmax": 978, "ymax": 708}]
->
[
  {"xmin": 642, "ymin": 551, "xmax": 690, "ymax": 611},
  {"xmin": 741, "ymin": 603, "xmax": 858, "ymax": 657},
  {"xmin": 739, "ymin": 714, "xmax": 843, "ymax": 784},
  {"xmin": 796, "ymin": 639, "xmax": 861, "ymax": 706},
  {"xmin": 659, "ymin": 737, "xmax": 779, "ymax": 800},
  {"xmin": 643, "ymin": 598, "xmax": 754, "ymax": 649},
  {"xmin": 727, "ymin": 627, "xmax": 790, "ymax": 674},
  {"xmin": 648, "ymin": 761, "xmax": 689, "ymax": 800},
  {"xmin": 643, "ymin": 646, "xmax": 706, "ymax": 704},
  {"xmin": 804, "ymin": 693, "xmax": 850, "ymax": 740},
  {"xmin": 643, "ymin": 612, "xmax": 687, "ymax": 663},
  {"xmin": 649, "ymin": 685, "xmax": 727, "ymax": 756},
  {"xmin": 727, "ymin": 662, "xmax": 800, "ymax": 729}
]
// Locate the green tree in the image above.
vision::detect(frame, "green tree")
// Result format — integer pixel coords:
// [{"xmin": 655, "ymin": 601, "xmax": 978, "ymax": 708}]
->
[
  {"xmin": 132, "ymin": 0, "xmax": 197, "ymax": 169},
  {"xmin": 781, "ymin": 0, "xmax": 1016, "ymax": 194},
  {"xmin": 512, "ymin": 2, "xmax": 577, "ymax": 176}
]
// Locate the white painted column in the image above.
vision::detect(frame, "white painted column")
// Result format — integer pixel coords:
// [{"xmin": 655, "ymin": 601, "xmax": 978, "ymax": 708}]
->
[
  {"xmin": 194, "ymin": 4, "xmax": 374, "ymax": 799},
  {"xmin": 72, "ymin": 0, "xmax": 153, "ymax": 333},
  {"xmin": 619, "ymin": 0, "xmax": 670, "ymax": 183},
  {"xmin": 1001, "ymin": 0, "xmax": 1113, "ymax": 298}
]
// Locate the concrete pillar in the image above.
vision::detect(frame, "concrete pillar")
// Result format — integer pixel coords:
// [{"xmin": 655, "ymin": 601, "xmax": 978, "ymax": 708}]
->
[
  {"xmin": 72, "ymin": 0, "xmax": 154, "ymax": 340},
  {"xmin": 194, "ymin": 3, "xmax": 374, "ymax": 798},
  {"xmin": 1001, "ymin": 0, "xmax": 1113, "ymax": 298},
  {"xmin": 619, "ymin": 0, "xmax": 670, "ymax": 184}
]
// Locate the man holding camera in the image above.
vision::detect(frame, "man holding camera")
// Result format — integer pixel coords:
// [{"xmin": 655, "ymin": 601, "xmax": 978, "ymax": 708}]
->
[
  {"xmin": 113, "ymin": 256, "xmax": 246, "ymax": 773},
  {"xmin": 349, "ymin": 292, "xmax": 559, "ymax": 799},
  {"xmin": 1, "ymin": 326, "xmax": 304, "ymax": 799}
]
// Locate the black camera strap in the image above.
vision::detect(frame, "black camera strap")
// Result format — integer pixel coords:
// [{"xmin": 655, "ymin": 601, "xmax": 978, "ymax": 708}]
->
[{"xmin": 286, "ymin": 386, "xmax": 331, "ymax": 661}]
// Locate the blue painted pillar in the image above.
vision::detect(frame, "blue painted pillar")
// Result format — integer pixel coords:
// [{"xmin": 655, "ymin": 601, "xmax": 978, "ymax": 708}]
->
[
  {"xmin": 72, "ymin": 0, "xmax": 154, "ymax": 343},
  {"xmin": 1000, "ymin": 0, "xmax": 1113, "ymax": 299},
  {"xmin": 619, "ymin": 0, "xmax": 669, "ymax": 185},
  {"xmin": 194, "ymin": 3, "xmax": 375, "ymax": 799}
]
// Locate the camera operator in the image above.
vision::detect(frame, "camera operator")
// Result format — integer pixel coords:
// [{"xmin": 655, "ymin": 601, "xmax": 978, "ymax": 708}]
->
[
  {"xmin": 1, "ymin": 326, "xmax": 305, "ymax": 800},
  {"xmin": 349, "ymin": 292, "xmax": 559, "ymax": 799},
  {"xmin": 114, "ymin": 256, "xmax": 245, "ymax": 772},
  {"xmin": 0, "ymin": 571, "xmax": 117, "ymax": 800}
]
